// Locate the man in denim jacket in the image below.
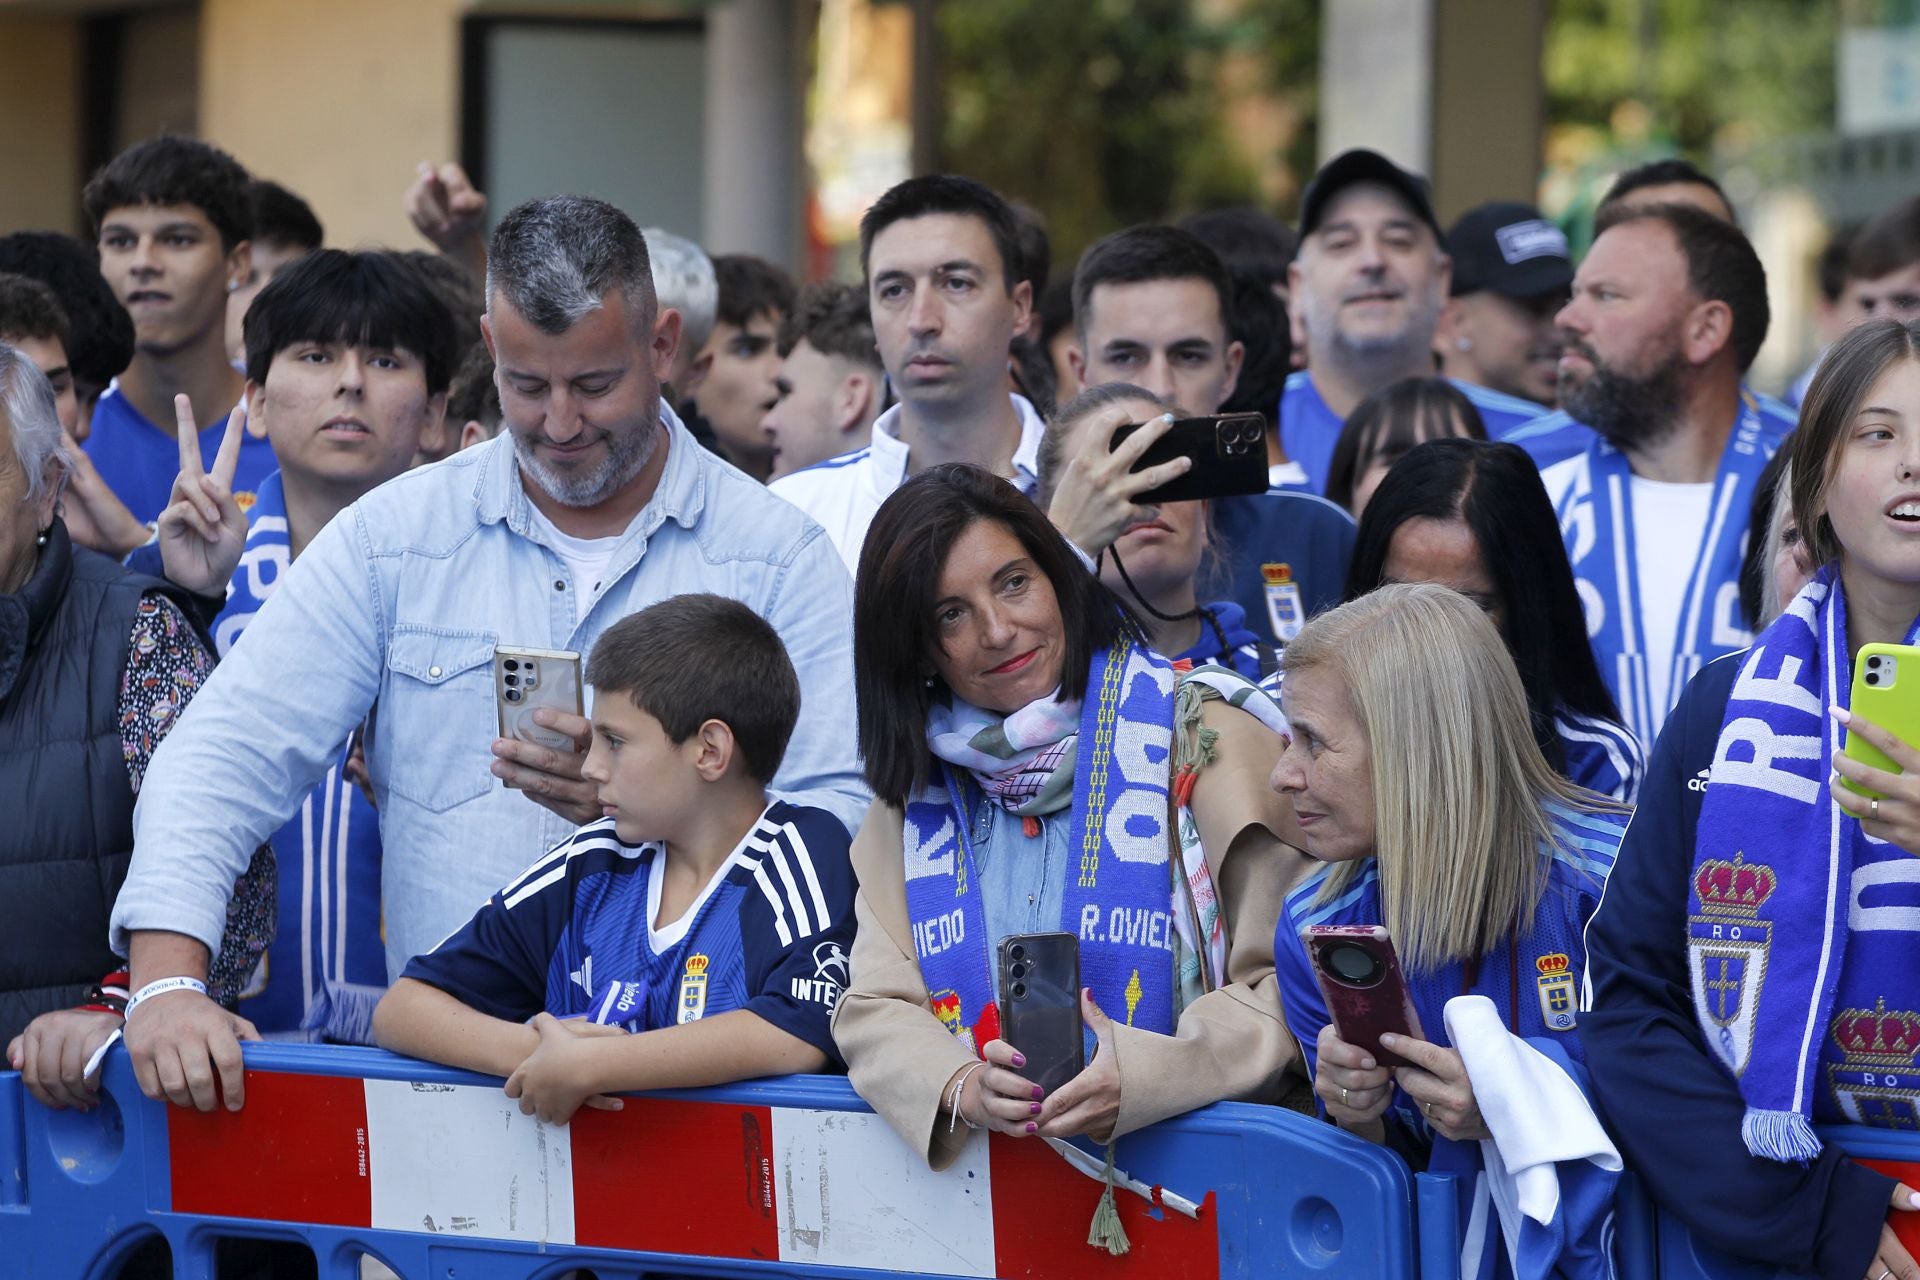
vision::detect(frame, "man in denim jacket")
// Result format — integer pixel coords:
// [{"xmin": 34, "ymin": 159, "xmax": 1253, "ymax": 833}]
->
[{"xmin": 109, "ymin": 196, "xmax": 867, "ymax": 1112}]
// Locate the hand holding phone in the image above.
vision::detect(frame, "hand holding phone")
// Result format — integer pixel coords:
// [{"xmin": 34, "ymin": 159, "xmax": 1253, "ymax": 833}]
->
[
  {"xmin": 1842, "ymin": 643, "xmax": 1920, "ymax": 801},
  {"xmin": 1045, "ymin": 409, "xmax": 1193, "ymax": 556},
  {"xmin": 1307, "ymin": 925, "xmax": 1424, "ymax": 1070},
  {"xmin": 998, "ymin": 933, "xmax": 1083, "ymax": 1095},
  {"xmin": 1110, "ymin": 412, "xmax": 1269, "ymax": 505},
  {"xmin": 495, "ymin": 646, "xmax": 584, "ymax": 753}
]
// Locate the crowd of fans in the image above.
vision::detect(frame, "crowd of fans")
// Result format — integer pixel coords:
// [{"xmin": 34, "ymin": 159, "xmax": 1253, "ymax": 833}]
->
[{"xmin": 2, "ymin": 125, "xmax": 1919, "ymax": 1280}]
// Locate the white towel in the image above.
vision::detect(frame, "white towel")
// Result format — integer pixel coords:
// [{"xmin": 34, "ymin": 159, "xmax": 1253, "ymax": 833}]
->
[{"xmin": 1443, "ymin": 994, "xmax": 1622, "ymax": 1273}]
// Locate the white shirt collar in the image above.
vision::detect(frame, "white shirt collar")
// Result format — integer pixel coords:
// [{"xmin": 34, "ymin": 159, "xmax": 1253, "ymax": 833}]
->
[{"xmin": 867, "ymin": 393, "xmax": 1044, "ymax": 496}]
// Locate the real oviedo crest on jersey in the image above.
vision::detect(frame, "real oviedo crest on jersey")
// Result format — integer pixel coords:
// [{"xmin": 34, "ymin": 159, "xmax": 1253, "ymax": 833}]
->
[
  {"xmin": 1534, "ymin": 952, "xmax": 1577, "ymax": 1032},
  {"xmin": 678, "ymin": 953, "xmax": 711, "ymax": 1024}
]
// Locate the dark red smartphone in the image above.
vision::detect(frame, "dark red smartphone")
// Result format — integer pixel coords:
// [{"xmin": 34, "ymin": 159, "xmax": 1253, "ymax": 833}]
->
[
  {"xmin": 1306, "ymin": 924, "xmax": 1425, "ymax": 1070},
  {"xmin": 1110, "ymin": 412, "xmax": 1270, "ymax": 504},
  {"xmin": 997, "ymin": 933, "xmax": 1084, "ymax": 1095}
]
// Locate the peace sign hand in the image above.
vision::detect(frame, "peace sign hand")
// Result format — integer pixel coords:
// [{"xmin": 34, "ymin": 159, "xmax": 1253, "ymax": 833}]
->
[{"xmin": 157, "ymin": 394, "xmax": 249, "ymax": 597}]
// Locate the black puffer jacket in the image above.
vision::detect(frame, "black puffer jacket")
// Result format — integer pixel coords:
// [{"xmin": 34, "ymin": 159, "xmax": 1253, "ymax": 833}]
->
[{"xmin": 0, "ymin": 521, "xmax": 197, "ymax": 1043}]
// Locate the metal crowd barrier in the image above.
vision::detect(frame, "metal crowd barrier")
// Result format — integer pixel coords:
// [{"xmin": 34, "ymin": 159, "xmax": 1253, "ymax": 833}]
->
[{"xmin": 1, "ymin": 1043, "xmax": 1426, "ymax": 1279}]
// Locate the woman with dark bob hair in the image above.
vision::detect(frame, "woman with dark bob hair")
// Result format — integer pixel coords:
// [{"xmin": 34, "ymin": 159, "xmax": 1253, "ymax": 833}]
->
[
  {"xmin": 832, "ymin": 463, "xmax": 1305, "ymax": 1169},
  {"xmin": 1347, "ymin": 437, "xmax": 1643, "ymax": 802}
]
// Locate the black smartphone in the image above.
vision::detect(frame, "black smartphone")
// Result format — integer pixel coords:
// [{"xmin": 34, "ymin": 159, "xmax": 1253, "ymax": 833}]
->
[
  {"xmin": 1110, "ymin": 412, "xmax": 1269, "ymax": 504},
  {"xmin": 997, "ymin": 932, "xmax": 1083, "ymax": 1095}
]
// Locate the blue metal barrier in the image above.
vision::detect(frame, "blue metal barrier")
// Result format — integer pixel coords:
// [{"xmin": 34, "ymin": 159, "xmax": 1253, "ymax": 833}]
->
[{"xmin": 0, "ymin": 1043, "xmax": 1425, "ymax": 1280}]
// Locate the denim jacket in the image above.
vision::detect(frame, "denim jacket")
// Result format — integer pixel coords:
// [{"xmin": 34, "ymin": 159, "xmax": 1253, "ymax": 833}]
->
[{"xmin": 113, "ymin": 404, "xmax": 869, "ymax": 976}]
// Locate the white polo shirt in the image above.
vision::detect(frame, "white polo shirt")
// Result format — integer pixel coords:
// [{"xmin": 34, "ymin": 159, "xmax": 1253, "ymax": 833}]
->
[{"xmin": 768, "ymin": 393, "xmax": 1046, "ymax": 573}]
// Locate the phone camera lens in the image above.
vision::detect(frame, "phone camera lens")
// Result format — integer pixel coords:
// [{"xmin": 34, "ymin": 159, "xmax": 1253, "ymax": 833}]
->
[
  {"xmin": 1010, "ymin": 962, "xmax": 1027, "ymax": 981},
  {"xmin": 505, "ymin": 688, "xmax": 522, "ymax": 703},
  {"xmin": 1869, "ymin": 656, "xmax": 1884, "ymax": 669},
  {"xmin": 1327, "ymin": 941, "xmax": 1384, "ymax": 985},
  {"xmin": 1010, "ymin": 982, "xmax": 1027, "ymax": 1000},
  {"xmin": 504, "ymin": 673, "xmax": 519, "ymax": 687},
  {"xmin": 503, "ymin": 659, "xmax": 519, "ymax": 672},
  {"xmin": 1868, "ymin": 672, "xmax": 1882, "ymax": 686},
  {"xmin": 524, "ymin": 675, "xmax": 538, "ymax": 689},
  {"xmin": 1009, "ymin": 944, "xmax": 1025, "ymax": 961}
]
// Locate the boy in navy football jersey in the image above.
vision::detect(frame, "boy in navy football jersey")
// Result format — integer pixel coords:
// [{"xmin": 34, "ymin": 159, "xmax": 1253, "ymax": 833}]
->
[{"xmin": 372, "ymin": 594, "xmax": 858, "ymax": 1123}]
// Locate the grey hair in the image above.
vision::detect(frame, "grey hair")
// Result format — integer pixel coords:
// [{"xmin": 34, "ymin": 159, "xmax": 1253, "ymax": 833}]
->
[
  {"xmin": 0, "ymin": 342, "xmax": 70, "ymax": 505},
  {"xmin": 642, "ymin": 227, "xmax": 718, "ymax": 355},
  {"xmin": 485, "ymin": 195, "xmax": 656, "ymax": 335}
]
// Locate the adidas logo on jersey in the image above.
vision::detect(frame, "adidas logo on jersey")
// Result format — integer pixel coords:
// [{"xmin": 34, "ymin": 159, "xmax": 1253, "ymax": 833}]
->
[{"xmin": 1687, "ymin": 768, "xmax": 1710, "ymax": 793}]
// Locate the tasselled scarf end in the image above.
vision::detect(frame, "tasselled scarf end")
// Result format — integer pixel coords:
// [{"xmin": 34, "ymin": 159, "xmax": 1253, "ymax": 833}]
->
[{"xmin": 1742, "ymin": 1108, "xmax": 1822, "ymax": 1163}]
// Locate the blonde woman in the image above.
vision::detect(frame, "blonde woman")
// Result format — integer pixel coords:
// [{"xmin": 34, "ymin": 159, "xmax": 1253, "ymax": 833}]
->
[{"xmin": 1269, "ymin": 583, "xmax": 1629, "ymax": 1276}]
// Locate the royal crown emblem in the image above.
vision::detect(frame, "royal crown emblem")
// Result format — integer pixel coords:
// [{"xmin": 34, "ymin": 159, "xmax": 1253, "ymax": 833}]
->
[
  {"xmin": 1535, "ymin": 953, "xmax": 1577, "ymax": 1032},
  {"xmin": 1260, "ymin": 563, "xmax": 1294, "ymax": 586},
  {"xmin": 1827, "ymin": 998, "xmax": 1920, "ymax": 1130},
  {"xmin": 1687, "ymin": 852, "xmax": 1776, "ymax": 1078},
  {"xmin": 1834, "ymin": 998, "xmax": 1920, "ymax": 1064},
  {"xmin": 1693, "ymin": 853, "xmax": 1778, "ymax": 916},
  {"xmin": 683, "ymin": 954, "xmax": 710, "ymax": 978}
]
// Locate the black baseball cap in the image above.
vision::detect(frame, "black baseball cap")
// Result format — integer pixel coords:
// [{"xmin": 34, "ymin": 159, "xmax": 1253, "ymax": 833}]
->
[
  {"xmin": 1447, "ymin": 201, "xmax": 1573, "ymax": 299},
  {"xmin": 1297, "ymin": 149, "xmax": 1443, "ymax": 242}
]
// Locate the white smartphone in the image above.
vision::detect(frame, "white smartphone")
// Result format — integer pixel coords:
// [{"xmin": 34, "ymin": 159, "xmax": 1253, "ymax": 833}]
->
[{"xmin": 493, "ymin": 646, "xmax": 584, "ymax": 757}]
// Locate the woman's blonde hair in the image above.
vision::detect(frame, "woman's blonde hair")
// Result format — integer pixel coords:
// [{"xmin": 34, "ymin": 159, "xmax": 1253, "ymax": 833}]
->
[{"xmin": 1280, "ymin": 583, "xmax": 1625, "ymax": 973}]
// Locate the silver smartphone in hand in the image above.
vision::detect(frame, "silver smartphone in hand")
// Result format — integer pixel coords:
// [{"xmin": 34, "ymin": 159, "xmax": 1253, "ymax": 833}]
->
[{"xmin": 493, "ymin": 646, "xmax": 584, "ymax": 757}]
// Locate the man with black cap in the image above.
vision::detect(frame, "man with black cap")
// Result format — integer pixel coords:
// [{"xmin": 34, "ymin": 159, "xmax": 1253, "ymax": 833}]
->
[
  {"xmin": 1279, "ymin": 149, "xmax": 1542, "ymax": 493},
  {"xmin": 1435, "ymin": 201, "xmax": 1571, "ymax": 412}
]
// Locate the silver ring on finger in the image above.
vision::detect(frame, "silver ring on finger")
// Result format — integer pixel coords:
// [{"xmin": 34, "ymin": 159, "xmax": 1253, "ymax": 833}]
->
[
  {"xmin": 1423, "ymin": 1100, "xmax": 1436, "ymax": 1118},
  {"xmin": 1876, "ymin": 1268, "xmax": 1893, "ymax": 1280},
  {"xmin": 1873, "ymin": 796, "xmax": 1881, "ymax": 821},
  {"xmin": 1340, "ymin": 1086, "xmax": 1350, "ymax": 1106}
]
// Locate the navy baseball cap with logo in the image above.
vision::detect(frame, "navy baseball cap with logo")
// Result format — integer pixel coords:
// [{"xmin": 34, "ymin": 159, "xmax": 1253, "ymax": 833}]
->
[
  {"xmin": 1297, "ymin": 148, "xmax": 1443, "ymax": 241},
  {"xmin": 1447, "ymin": 201, "xmax": 1573, "ymax": 299}
]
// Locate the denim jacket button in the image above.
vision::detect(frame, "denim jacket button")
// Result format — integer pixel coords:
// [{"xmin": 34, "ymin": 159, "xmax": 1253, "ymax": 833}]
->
[{"xmin": 428, "ymin": 665, "xmax": 442, "ymax": 678}]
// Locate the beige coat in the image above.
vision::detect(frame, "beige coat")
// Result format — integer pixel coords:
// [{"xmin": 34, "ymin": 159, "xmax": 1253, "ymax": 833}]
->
[{"xmin": 831, "ymin": 695, "xmax": 1310, "ymax": 1169}]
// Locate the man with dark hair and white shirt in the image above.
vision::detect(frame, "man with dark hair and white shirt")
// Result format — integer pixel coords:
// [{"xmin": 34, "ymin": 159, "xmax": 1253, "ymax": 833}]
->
[{"xmin": 770, "ymin": 174, "xmax": 1039, "ymax": 570}]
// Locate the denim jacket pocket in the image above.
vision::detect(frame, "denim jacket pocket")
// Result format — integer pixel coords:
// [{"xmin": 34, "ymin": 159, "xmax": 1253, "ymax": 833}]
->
[{"xmin": 377, "ymin": 625, "xmax": 498, "ymax": 813}]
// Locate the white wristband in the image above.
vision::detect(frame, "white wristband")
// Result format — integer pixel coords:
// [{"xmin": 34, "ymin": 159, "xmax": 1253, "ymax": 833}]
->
[{"xmin": 125, "ymin": 976, "xmax": 208, "ymax": 1018}]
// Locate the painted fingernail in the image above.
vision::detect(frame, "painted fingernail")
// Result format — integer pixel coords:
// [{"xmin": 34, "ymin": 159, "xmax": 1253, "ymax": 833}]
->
[
  {"xmin": 1031, "ymin": 1085, "xmax": 1044, "ymax": 1101},
  {"xmin": 1029, "ymin": 1102, "xmax": 1042, "ymax": 1115},
  {"xmin": 1011, "ymin": 1052, "xmax": 1026, "ymax": 1068},
  {"xmin": 1025, "ymin": 1122, "xmax": 1037, "ymax": 1134},
  {"xmin": 1831, "ymin": 705, "xmax": 1852, "ymax": 724}
]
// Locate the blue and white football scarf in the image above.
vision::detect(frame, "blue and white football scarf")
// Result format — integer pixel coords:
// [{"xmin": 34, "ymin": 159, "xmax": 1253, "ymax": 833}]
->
[
  {"xmin": 1554, "ymin": 400, "xmax": 1775, "ymax": 745},
  {"xmin": 216, "ymin": 472, "xmax": 387, "ymax": 1042},
  {"xmin": 1689, "ymin": 565, "xmax": 1920, "ymax": 1160},
  {"xmin": 903, "ymin": 640, "xmax": 1179, "ymax": 1051}
]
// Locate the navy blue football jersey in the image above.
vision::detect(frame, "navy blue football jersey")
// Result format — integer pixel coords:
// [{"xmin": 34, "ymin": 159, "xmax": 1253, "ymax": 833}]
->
[{"xmin": 402, "ymin": 801, "xmax": 856, "ymax": 1061}]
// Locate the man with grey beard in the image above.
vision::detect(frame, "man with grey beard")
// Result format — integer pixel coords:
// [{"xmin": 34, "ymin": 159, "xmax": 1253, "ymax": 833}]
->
[
  {"xmin": 112, "ymin": 195, "xmax": 865, "ymax": 1115},
  {"xmin": 1538, "ymin": 202, "xmax": 1787, "ymax": 747},
  {"xmin": 1277, "ymin": 149, "xmax": 1542, "ymax": 493}
]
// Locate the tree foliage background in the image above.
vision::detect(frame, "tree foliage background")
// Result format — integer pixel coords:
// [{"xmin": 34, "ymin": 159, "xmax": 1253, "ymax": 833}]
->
[{"xmin": 931, "ymin": 0, "xmax": 1843, "ymax": 278}]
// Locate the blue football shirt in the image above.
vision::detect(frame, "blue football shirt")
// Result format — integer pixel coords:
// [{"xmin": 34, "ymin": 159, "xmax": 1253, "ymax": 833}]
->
[
  {"xmin": 402, "ymin": 801, "xmax": 856, "ymax": 1060},
  {"xmin": 85, "ymin": 383, "xmax": 278, "ymax": 525}
]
